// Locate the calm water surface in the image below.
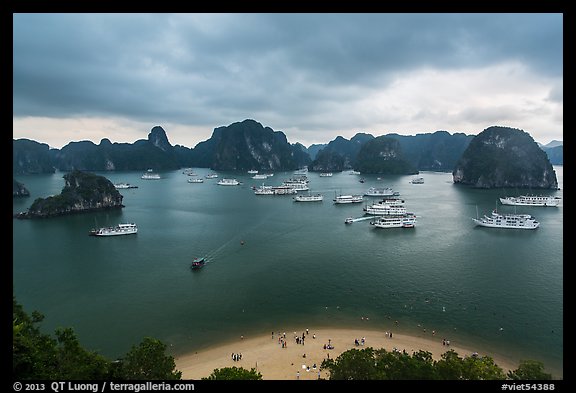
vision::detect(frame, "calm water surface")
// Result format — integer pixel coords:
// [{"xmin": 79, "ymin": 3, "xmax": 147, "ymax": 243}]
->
[{"xmin": 13, "ymin": 167, "xmax": 563, "ymax": 377}]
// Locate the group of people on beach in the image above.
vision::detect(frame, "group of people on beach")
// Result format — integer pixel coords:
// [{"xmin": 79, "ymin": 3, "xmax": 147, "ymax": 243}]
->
[
  {"xmin": 354, "ymin": 337, "xmax": 366, "ymax": 346},
  {"xmin": 231, "ymin": 352, "xmax": 242, "ymax": 361}
]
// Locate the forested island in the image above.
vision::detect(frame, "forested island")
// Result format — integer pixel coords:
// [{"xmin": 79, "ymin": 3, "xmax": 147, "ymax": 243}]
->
[{"xmin": 14, "ymin": 170, "xmax": 123, "ymax": 219}]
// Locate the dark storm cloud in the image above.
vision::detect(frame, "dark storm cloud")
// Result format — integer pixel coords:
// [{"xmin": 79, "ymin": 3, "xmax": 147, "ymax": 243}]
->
[{"xmin": 13, "ymin": 13, "xmax": 562, "ymax": 143}]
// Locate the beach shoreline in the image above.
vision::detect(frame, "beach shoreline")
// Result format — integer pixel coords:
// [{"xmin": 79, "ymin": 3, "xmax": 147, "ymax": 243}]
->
[{"xmin": 175, "ymin": 326, "xmax": 522, "ymax": 380}]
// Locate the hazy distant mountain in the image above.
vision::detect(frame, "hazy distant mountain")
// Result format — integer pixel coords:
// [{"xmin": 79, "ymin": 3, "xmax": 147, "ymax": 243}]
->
[
  {"xmin": 355, "ymin": 136, "xmax": 417, "ymax": 175},
  {"xmin": 453, "ymin": 126, "xmax": 558, "ymax": 189},
  {"xmin": 308, "ymin": 133, "xmax": 375, "ymax": 172},
  {"xmin": 13, "ymin": 121, "xmax": 559, "ymax": 176},
  {"xmin": 537, "ymin": 141, "xmax": 563, "ymax": 165},
  {"xmin": 306, "ymin": 144, "xmax": 327, "ymax": 160},
  {"xmin": 309, "ymin": 130, "xmax": 473, "ymax": 173},
  {"xmin": 386, "ymin": 131, "xmax": 474, "ymax": 172},
  {"xmin": 544, "ymin": 140, "xmax": 563, "ymax": 148},
  {"xmin": 53, "ymin": 126, "xmax": 182, "ymax": 171},
  {"xmin": 13, "ymin": 139, "xmax": 56, "ymax": 174},
  {"xmin": 543, "ymin": 145, "xmax": 563, "ymax": 165}
]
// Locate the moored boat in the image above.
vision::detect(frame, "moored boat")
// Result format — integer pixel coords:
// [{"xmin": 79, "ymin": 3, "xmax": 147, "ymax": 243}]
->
[
  {"xmin": 254, "ymin": 184, "xmax": 274, "ymax": 195},
  {"xmin": 114, "ymin": 183, "xmax": 138, "ymax": 189},
  {"xmin": 499, "ymin": 195, "xmax": 561, "ymax": 207},
  {"xmin": 370, "ymin": 214, "xmax": 417, "ymax": 228},
  {"xmin": 363, "ymin": 201, "xmax": 407, "ymax": 215},
  {"xmin": 217, "ymin": 178, "xmax": 240, "ymax": 186},
  {"xmin": 293, "ymin": 193, "xmax": 323, "ymax": 202},
  {"xmin": 364, "ymin": 187, "xmax": 398, "ymax": 197},
  {"xmin": 188, "ymin": 178, "xmax": 204, "ymax": 183},
  {"xmin": 271, "ymin": 185, "xmax": 297, "ymax": 195},
  {"xmin": 334, "ymin": 194, "xmax": 363, "ymax": 204},
  {"xmin": 89, "ymin": 223, "xmax": 138, "ymax": 236},
  {"xmin": 141, "ymin": 172, "xmax": 161, "ymax": 180},
  {"xmin": 473, "ymin": 210, "xmax": 540, "ymax": 229}
]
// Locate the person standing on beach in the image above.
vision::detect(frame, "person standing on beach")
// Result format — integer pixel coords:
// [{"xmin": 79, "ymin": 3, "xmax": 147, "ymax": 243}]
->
[{"xmin": 296, "ymin": 371, "xmax": 300, "ymax": 380}]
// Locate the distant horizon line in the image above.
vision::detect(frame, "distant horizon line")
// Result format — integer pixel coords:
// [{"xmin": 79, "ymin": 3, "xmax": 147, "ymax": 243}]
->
[{"xmin": 12, "ymin": 129, "xmax": 563, "ymax": 152}]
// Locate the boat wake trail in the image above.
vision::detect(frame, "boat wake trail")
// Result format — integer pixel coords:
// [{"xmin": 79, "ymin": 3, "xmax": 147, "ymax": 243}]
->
[{"xmin": 199, "ymin": 218, "xmax": 309, "ymax": 265}]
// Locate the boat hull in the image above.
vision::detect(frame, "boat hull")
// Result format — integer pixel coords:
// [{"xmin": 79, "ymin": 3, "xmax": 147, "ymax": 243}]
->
[
  {"xmin": 499, "ymin": 197, "xmax": 560, "ymax": 207},
  {"xmin": 472, "ymin": 218, "xmax": 540, "ymax": 230}
]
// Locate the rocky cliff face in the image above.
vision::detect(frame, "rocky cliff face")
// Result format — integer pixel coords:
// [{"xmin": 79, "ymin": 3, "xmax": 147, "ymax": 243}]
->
[
  {"xmin": 452, "ymin": 126, "xmax": 558, "ymax": 189},
  {"xmin": 191, "ymin": 119, "xmax": 311, "ymax": 171},
  {"xmin": 15, "ymin": 170, "xmax": 123, "ymax": 219},
  {"xmin": 13, "ymin": 139, "xmax": 56, "ymax": 174},
  {"xmin": 13, "ymin": 179, "xmax": 30, "ymax": 197},
  {"xmin": 354, "ymin": 136, "xmax": 417, "ymax": 174}
]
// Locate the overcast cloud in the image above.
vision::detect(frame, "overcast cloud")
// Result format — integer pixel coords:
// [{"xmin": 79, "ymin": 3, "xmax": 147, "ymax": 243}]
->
[{"xmin": 13, "ymin": 13, "xmax": 563, "ymax": 148}]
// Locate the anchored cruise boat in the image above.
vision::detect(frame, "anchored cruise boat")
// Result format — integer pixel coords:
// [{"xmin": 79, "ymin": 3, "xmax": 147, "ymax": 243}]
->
[
  {"xmin": 473, "ymin": 210, "xmax": 540, "ymax": 230},
  {"xmin": 333, "ymin": 194, "xmax": 364, "ymax": 204},
  {"xmin": 217, "ymin": 178, "xmax": 240, "ymax": 186},
  {"xmin": 499, "ymin": 195, "xmax": 561, "ymax": 207},
  {"xmin": 363, "ymin": 201, "xmax": 408, "ymax": 216},
  {"xmin": 114, "ymin": 183, "xmax": 138, "ymax": 189},
  {"xmin": 89, "ymin": 223, "xmax": 138, "ymax": 236},
  {"xmin": 370, "ymin": 214, "xmax": 417, "ymax": 228},
  {"xmin": 293, "ymin": 193, "xmax": 323, "ymax": 202},
  {"xmin": 364, "ymin": 187, "xmax": 399, "ymax": 197}
]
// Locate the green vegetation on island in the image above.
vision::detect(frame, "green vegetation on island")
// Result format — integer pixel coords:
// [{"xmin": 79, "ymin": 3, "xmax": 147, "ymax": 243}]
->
[
  {"xmin": 15, "ymin": 170, "xmax": 123, "ymax": 219},
  {"xmin": 13, "ymin": 297, "xmax": 181, "ymax": 380},
  {"xmin": 354, "ymin": 136, "xmax": 417, "ymax": 175},
  {"xmin": 453, "ymin": 126, "xmax": 558, "ymax": 189},
  {"xmin": 202, "ymin": 366, "xmax": 263, "ymax": 380},
  {"xmin": 320, "ymin": 347, "xmax": 552, "ymax": 380}
]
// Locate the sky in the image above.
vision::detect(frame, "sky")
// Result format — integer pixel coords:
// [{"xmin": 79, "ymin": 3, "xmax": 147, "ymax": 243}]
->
[{"xmin": 13, "ymin": 13, "xmax": 563, "ymax": 149}]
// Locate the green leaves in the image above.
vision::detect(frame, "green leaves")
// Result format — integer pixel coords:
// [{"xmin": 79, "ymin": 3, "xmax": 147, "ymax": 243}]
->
[
  {"xmin": 12, "ymin": 297, "xmax": 182, "ymax": 380},
  {"xmin": 202, "ymin": 366, "xmax": 263, "ymax": 380},
  {"xmin": 320, "ymin": 346, "xmax": 550, "ymax": 380}
]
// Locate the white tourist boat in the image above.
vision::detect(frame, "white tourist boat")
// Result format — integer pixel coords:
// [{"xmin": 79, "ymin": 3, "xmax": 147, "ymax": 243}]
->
[
  {"xmin": 271, "ymin": 185, "xmax": 297, "ymax": 195},
  {"xmin": 319, "ymin": 172, "xmax": 333, "ymax": 177},
  {"xmin": 114, "ymin": 183, "xmax": 138, "ymax": 189},
  {"xmin": 364, "ymin": 187, "xmax": 398, "ymax": 197},
  {"xmin": 334, "ymin": 194, "xmax": 364, "ymax": 204},
  {"xmin": 247, "ymin": 170, "xmax": 259, "ymax": 174},
  {"xmin": 363, "ymin": 201, "xmax": 408, "ymax": 215},
  {"xmin": 89, "ymin": 223, "xmax": 138, "ymax": 237},
  {"xmin": 294, "ymin": 167, "xmax": 308, "ymax": 175},
  {"xmin": 254, "ymin": 184, "xmax": 274, "ymax": 195},
  {"xmin": 293, "ymin": 193, "xmax": 323, "ymax": 202},
  {"xmin": 349, "ymin": 170, "xmax": 361, "ymax": 175},
  {"xmin": 141, "ymin": 172, "xmax": 161, "ymax": 180},
  {"xmin": 217, "ymin": 178, "xmax": 240, "ymax": 186},
  {"xmin": 499, "ymin": 195, "xmax": 561, "ymax": 207},
  {"xmin": 370, "ymin": 214, "xmax": 417, "ymax": 229},
  {"xmin": 188, "ymin": 178, "xmax": 204, "ymax": 183},
  {"xmin": 252, "ymin": 174, "xmax": 268, "ymax": 180},
  {"xmin": 410, "ymin": 176, "xmax": 424, "ymax": 184},
  {"xmin": 473, "ymin": 210, "xmax": 540, "ymax": 230},
  {"xmin": 282, "ymin": 179, "xmax": 309, "ymax": 191},
  {"xmin": 205, "ymin": 173, "xmax": 218, "ymax": 179}
]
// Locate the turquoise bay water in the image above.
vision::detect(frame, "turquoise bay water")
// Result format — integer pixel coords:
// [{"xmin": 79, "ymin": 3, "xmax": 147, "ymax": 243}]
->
[{"xmin": 13, "ymin": 167, "xmax": 563, "ymax": 377}]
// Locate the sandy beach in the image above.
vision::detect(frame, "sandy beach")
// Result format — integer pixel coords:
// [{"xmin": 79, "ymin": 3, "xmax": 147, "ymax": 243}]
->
[{"xmin": 175, "ymin": 327, "xmax": 520, "ymax": 380}]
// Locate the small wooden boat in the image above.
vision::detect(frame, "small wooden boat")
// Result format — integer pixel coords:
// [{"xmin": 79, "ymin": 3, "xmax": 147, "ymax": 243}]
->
[{"xmin": 191, "ymin": 257, "xmax": 206, "ymax": 269}]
